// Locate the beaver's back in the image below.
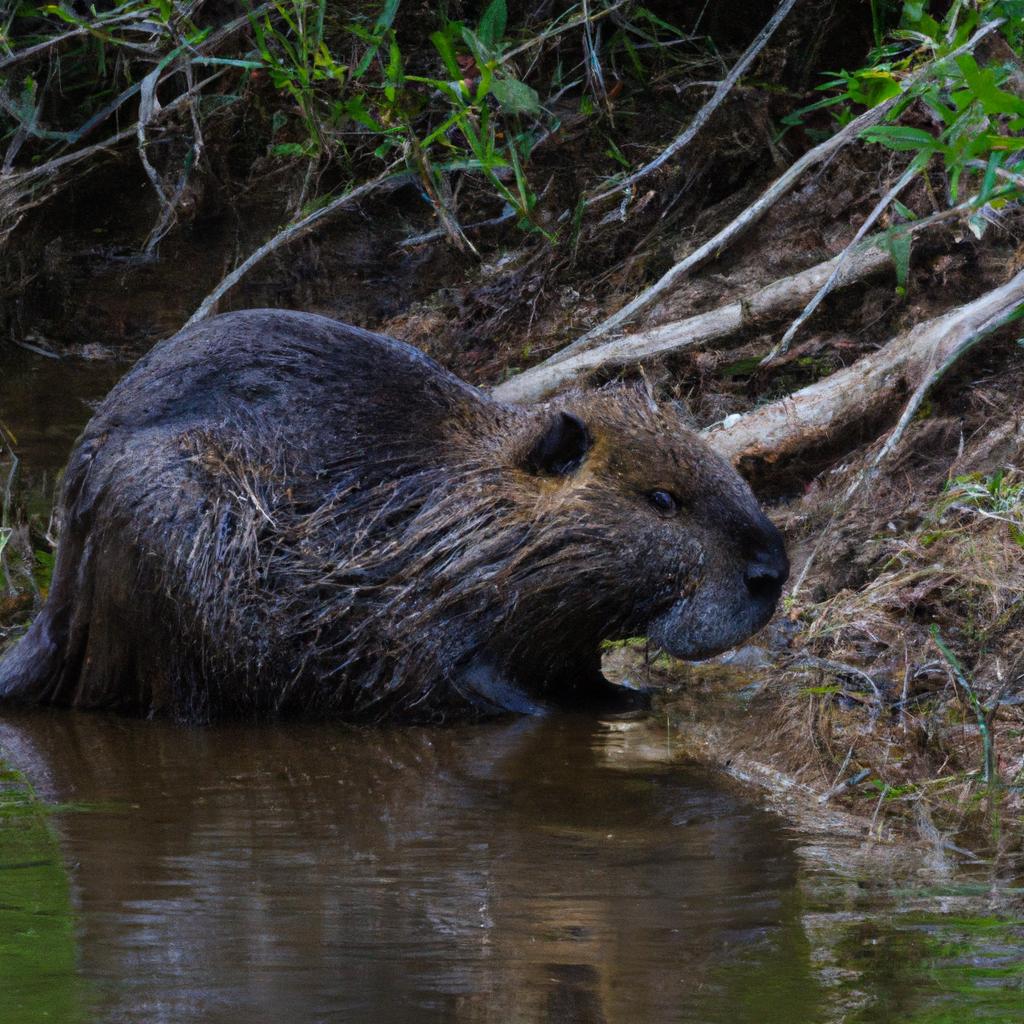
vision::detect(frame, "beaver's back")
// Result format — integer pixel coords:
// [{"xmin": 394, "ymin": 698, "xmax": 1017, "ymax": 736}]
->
[{"xmin": 86, "ymin": 309, "xmax": 485, "ymax": 449}]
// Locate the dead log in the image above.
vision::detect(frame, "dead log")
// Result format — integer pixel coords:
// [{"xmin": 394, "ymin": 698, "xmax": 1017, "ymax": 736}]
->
[{"xmin": 703, "ymin": 268, "xmax": 1024, "ymax": 475}]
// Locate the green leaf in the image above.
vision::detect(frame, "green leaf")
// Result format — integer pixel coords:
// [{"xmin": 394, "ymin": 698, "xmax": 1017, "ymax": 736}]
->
[
  {"xmin": 461, "ymin": 25, "xmax": 492, "ymax": 67},
  {"xmin": 490, "ymin": 76, "xmax": 539, "ymax": 114},
  {"xmin": 430, "ymin": 28, "xmax": 461, "ymax": 79},
  {"xmin": 987, "ymin": 135, "xmax": 1024, "ymax": 152},
  {"xmin": 33, "ymin": 548, "xmax": 54, "ymax": 592},
  {"xmin": 353, "ymin": 0, "xmax": 401, "ymax": 79},
  {"xmin": 779, "ymin": 93, "xmax": 847, "ymax": 126},
  {"xmin": 860, "ymin": 124, "xmax": 939, "ymax": 152},
  {"xmin": 979, "ymin": 151, "xmax": 1004, "ymax": 203},
  {"xmin": 881, "ymin": 229, "xmax": 912, "ymax": 292},
  {"xmin": 191, "ymin": 57, "xmax": 265, "ymax": 69},
  {"xmin": 477, "ymin": 0, "xmax": 507, "ymax": 51},
  {"xmin": 955, "ymin": 55, "xmax": 1024, "ymax": 116},
  {"xmin": 343, "ymin": 95, "xmax": 382, "ymax": 131},
  {"xmin": 901, "ymin": 1, "xmax": 925, "ymax": 22}
]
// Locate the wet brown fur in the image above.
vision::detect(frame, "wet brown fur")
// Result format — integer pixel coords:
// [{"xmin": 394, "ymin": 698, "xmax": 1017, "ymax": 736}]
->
[{"xmin": 0, "ymin": 310, "xmax": 785, "ymax": 721}]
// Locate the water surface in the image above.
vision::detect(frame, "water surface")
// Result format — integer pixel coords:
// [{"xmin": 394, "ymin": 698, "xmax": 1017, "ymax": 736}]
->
[{"xmin": 1, "ymin": 712, "xmax": 822, "ymax": 1024}]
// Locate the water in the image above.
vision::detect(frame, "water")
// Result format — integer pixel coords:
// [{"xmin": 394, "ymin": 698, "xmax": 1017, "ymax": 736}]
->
[
  {"xmin": 2, "ymin": 713, "xmax": 1023, "ymax": 1024},
  {"xmin": 2, "ymin": 712, "xmax": 815, "ymax": 1024},
  {"xmin": 0, "ymin": 353, "xmax": 126, "ymax": 473}
]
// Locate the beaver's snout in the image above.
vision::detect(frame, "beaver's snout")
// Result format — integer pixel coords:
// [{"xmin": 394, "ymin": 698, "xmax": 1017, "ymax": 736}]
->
[{"xmin": 742, "ymin": 518, "xmax": 790, "ymax": 605}]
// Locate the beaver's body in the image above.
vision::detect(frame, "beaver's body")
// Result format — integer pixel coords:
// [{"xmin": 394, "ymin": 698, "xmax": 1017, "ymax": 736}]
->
[{"xmin": 0, "ymin": 310, "xmax": 787, "ymax": 721}]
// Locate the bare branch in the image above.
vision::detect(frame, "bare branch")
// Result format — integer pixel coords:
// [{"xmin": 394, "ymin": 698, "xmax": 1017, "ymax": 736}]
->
[
  {"xmin": 560, "ymin": 18, "xmax": 1004, "ymax": 358},
  {"xmin": 761, "ymin": 159, "xmax": 922, "ymax": 365},
  {"xmin": 586, "ymin": 0, "xmax": 801, "ymax": 206},
  {"xmin": 0, "ymin": 28, "xmax": 89, "ymax": 73},
  {"xmin": 493, "ymin": 243, "xmax": 893, "ymax": 404},
  {"xmin": 705, "ymin": 267, "xmax": 1024, "ymax": 471},
  {"xmin": 185, "ymin": 167, "xmax": 413, "ymax": 327}
]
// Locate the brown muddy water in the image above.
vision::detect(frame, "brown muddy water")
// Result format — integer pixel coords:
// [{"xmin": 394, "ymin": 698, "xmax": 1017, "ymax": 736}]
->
[
  {"xmin": 2, "ymin": 356, "xmax": 1023, "ymax": 1024},
  {"xmin": 2, "ymin": 712, "xmax": 809, "ymax": 1024}
]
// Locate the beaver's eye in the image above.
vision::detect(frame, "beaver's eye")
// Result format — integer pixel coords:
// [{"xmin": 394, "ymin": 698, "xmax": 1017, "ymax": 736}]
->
[{"xmin": 648, "ymin": 490, "xmax": 679, "ymax": 515}]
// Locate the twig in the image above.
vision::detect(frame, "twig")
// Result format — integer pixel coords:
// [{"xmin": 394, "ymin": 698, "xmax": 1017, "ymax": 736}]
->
[
  {"xmin": 559, "ymin": 17, "xmax": 1004, "ymax": 358},
  {"xmin": 137, "ymin": 67, "xmax": 170, "ymax": 212},
  {"xmin": 818, "ymin": 768, "xmax": 871, "ymax": 804},
  {"xmin": 706, "ymin": 269, "xmax": 1024, "ymax": 470},
  {"xmin": 185, "ymin": 167, "xmax": 413, "ymax": 326},
  {"xmin": 707, "ymin": 265, "xmax": 1024, "ymax": 599},
  {"xmin": 499, "ymin": 0, "xmax": 631, "ymax": 65},
  {"xmin": 761, "ymin": 158, "xmax": 923, "ymax": 365},
  {"xmin": 397, "ymin": 207, "xmax": 515, "ymax": 248},
  {"xmin": 788, "ymin": 653, "xmax": 884, "ymax": 698},
  {"xmin": 0, "ymin": 27, "xmax": 89, "ymax": 73},
  {"xmin": 587, "ymin": 0, "xmax": 801, "ymax": 205},
  {"xmin": 850, "ymin": 280, "xmax": 1024, "ymax": 497},
  {"xmin": 0, "ymin": 69, "xmax": 228, "ymax": 237}
]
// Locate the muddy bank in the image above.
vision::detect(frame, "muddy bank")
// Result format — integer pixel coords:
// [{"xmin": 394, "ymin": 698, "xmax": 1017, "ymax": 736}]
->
[{"xmin": 603, "ymin": 640, "xmax": 1024, "ymax": 877}]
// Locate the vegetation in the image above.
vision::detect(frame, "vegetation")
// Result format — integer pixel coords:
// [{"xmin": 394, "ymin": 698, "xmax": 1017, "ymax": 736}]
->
[{"xmin": 0, "ymin": 0, "xmax": 722, "ymax": 246}]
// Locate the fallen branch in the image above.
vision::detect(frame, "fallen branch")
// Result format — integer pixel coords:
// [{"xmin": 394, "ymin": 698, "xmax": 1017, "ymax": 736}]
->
[
  {"xmin": 761, "ymin": 158, "xmax": 922, "ymax": 365},
  {"xmin": 0, "ymin": 70, "xmax": 228, "ymax": 241},
  {"xmin": 558, "ymin": 18, "xmax": 1004, "ymax": 359},
  {"xmin": 704, "ymin": 267, "xmax": 1024, "ymax": 472},
  {"xmin": 493, "ymin": 242, "xmax": 893, "ymax": 403},
  {"xmin": 184, "ymin": 166, "xmax": 413, "ymax": 326},
  {"xmin": 494, "ymin": 193, "xmax": 990, "ymax": 404},
  {"xmin": 586, "ymin": 0, "xmax": 801, "ymax": 206}
]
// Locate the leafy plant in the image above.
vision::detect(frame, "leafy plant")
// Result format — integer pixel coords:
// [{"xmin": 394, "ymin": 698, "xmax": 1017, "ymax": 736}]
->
[
  {"xmin": 784, "ymin": 1, "xmax": 1024, "ymax": 220},
  {"xmin": 939, "ymin": 469, "xmax": 1024, "ymax": 546}
]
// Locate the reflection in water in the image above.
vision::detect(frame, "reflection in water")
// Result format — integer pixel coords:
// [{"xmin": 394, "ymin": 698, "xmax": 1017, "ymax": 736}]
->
[
  {"xmin": 0, "ymin": 712, "xmax": 815, "ymax": 1024},
  {"xmin": 0, "ymin": 357, "xmax": 127, "ymax": 473}
]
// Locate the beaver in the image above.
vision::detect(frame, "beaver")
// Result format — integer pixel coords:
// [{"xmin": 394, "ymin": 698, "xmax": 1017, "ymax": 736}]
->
[{"xmin": 0, "ymin": 310, "xmax": 788, "ymax": 721}]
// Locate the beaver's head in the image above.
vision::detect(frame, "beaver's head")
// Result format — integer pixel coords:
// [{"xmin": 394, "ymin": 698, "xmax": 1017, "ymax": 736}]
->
[{"xmin": 502, "ymin": 387, "xmax": 789, "ymax": 661}]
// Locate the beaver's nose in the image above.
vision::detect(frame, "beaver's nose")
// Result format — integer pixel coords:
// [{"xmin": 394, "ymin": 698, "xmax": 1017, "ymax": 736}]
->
[{"xmin": 744, "ymin": 524, "xmax": 789, "ymax": 602}]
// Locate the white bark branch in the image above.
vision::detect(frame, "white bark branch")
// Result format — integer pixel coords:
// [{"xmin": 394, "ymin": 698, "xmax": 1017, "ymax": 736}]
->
[
  {"xmin": 704, "ymin": 268, "xmax": 1024, "ymax": 470},
  {"xmin": 493, "ymin": 243, "xmax": 893, "ymax": 404}
]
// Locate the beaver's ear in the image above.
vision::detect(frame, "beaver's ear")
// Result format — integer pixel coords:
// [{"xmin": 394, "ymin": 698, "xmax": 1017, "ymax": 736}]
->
[{"xmin": 524, "ymin": 412, "xmax": 592, "ymax": 476}]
